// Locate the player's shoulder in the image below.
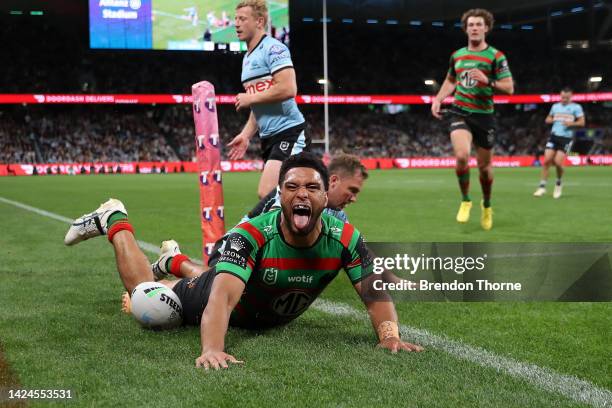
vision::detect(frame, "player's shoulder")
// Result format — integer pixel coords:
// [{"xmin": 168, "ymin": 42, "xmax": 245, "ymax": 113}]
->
[
  {"xmin": 262, "ymin": 35, "xmax": 289, "ymax": 53},
  {"xmin": 487, "ymin": 45, "xmax": 506, "ymax": 58},
  {"xmin": 451, "ymin": 47, "xmax": 468, "ymax": 58},
  {"xmin": 323, "ymin": 213, "xmax": 361, "ymax": 249},
  {"xmin": 232, "ymin": 209, "xmax": 280, "ymax": 245}
]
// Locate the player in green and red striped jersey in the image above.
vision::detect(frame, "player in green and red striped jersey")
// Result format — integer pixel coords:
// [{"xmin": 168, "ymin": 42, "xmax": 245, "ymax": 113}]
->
[
  {"xmin": 65, "ymin": 152, "xmax": 423, "ymax": 370},
  {"xmin": 431, "ymin": 8, "xmax": 514, "ymax": 230}
]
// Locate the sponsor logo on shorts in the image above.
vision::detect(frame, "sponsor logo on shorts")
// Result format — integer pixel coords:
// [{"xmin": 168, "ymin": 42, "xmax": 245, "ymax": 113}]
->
[
  {"xmin": 271, "ymin": 291, "xmax": 312, "ymax": 316},
  {"xmin": 279, "ymin": 141, "xmax": 290, "ymax": 151}
]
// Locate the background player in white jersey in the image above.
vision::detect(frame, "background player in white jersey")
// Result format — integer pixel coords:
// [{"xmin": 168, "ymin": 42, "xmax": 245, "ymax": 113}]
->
[
  {"xmin": 534, "ymin": 88, "xmax": 585, "ymax": 199},
  {"xmin": 229, "ymin": 0, "xmax": 308, "ymax": 199}
]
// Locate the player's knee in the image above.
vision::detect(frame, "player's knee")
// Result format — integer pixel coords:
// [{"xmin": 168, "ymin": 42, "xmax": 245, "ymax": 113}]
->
[{"xmin": 456, "ymin": 155, "xmax": 469, "ymax": 168}]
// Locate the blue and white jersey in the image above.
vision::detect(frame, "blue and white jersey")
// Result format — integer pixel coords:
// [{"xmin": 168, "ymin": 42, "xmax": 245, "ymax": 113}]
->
[
  {"xmin": 549, "ymin": 102, "xmax": 584, "ymax": 138},
  {"xmin": 241, "ymin": 35, "xmax": 305, "ymax": 138}
]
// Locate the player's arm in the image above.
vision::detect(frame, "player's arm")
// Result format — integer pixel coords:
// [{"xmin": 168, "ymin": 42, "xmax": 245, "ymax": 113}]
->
[
  {"xmin": 353, "ymin": 277, "xmax": 424, "ymax": 353},
  {"xmin": 489, "ymin": 53, "xmax": 514, "ymax": 95},
  {"xmin": 490, "ymin": 76, "xmax": 514, "ymax": 95},
  {"xmin": 343, "ymin": 230, "xmax": 423, "ymax": 353},
  {"xmin": 196, "ymin": 273, "xmax": 245, "ymax": 369},
  {"xmin": 228, "ymin": 111, "xmax": 257, "ymax": 160},
  {"xmin": 431, "ymin": 74, "xmax": 456, "ymax": 119},
  {"xmin": 566, "ymin": 111, "xmax": 586, "ymax": 128},
  {"xmin": 545, "ymin": 114, "xmax": 555, "ymax": 125}
]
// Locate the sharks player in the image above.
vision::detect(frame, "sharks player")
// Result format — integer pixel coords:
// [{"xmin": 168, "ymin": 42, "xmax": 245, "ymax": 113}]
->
[
  {"xmin": 64, "ymin": 153, "xmax": 423, "ymax": 370},
  {"xmin": 533, "ymin": 88, "xmax": 585, "ymax": 199},
  {"xmin": 229, "ymin": 0, "xmax": 308, "ymax": 198}
]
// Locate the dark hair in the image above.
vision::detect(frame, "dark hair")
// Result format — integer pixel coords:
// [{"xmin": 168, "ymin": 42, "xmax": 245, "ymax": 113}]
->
[
  {"xmin": 278, "ymin": 152, "xmax": 329, "ymax": 191},
  {"xmin": 328, "ymin": 153, "xmax": 368, "ymax": 180},
  {"xmin": 461, "ymin": 8, "xmax": 494, "ymax": 32},
  {"xmin": 561, "ymin": 87, "xmax": 573, "ymax": 94}
]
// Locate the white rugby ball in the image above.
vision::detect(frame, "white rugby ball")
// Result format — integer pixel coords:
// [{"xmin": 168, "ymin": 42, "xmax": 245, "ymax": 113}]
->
[{"xmin": 130, "ymin": 282, "xmax": 183, "ymax": 329}]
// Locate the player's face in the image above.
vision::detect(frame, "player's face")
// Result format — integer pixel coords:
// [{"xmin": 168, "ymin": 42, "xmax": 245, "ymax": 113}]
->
[
  {"xmin": 560, "ymin": 91, "xmax": 572, "ymax": 104},
  {"xmin": 280, "ymin": 167, "xmax": 328, "ymax": 236},
  {"xmin": 235, "ymin": 7, "xmax": 262, "ymax": 41},
  {"xmin": 465, "ymin": 17, "xmax": 488, "ymax": 43},
  {"xmin": 327, "ymin": 171, "xmax": 364, "ymax": 210}
]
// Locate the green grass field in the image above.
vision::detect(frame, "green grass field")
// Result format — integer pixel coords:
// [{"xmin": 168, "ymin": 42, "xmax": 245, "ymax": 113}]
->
[
  {"xmin": 0, "ymin": 167, "xmax": 611, "ymax": 407},
  {"xmin": 152, "ymin": 0, "xmax": 289, "ymax": 49}
]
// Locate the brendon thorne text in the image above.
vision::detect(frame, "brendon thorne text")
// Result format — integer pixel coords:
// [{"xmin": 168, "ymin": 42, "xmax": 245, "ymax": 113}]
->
[{"xmin": 373, "ymin": 279, "xmax": 522, "ymax": 292}]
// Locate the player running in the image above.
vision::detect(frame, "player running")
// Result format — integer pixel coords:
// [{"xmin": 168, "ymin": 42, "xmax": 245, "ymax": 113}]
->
[
  {"xmin": 229, "ymin": 0, "xmax": 308, "ymax": 199},
  {"xmin": 64, "ymin": 153, "xmax": 422, "ymax": 370},
  {"xmin": 533, "ymin": 88, "xmax": 585, "ymax": 199},
  {"xmin": 431, "ymin": 8, "xmax": 514, "ymax": 230}
]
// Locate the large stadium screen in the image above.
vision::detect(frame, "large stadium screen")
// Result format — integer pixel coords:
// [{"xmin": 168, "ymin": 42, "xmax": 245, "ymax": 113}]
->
[{"xmin": 89, "ymin": 0, "xmax": 290, "ymax": 51}]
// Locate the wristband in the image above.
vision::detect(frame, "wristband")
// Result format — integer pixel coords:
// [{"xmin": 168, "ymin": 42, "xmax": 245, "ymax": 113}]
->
[
  {"xmin": 377, "ymin": 321, "xmax": 400, "ymax": 341},
  {"xmin": 490, "ymin": 80, "xmax": 496, "ymax": 89}
]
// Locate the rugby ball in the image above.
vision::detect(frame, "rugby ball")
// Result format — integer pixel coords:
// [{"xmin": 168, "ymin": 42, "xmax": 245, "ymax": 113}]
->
[{"xmin": 130, "ymin": 282, "xmax": 183, "ymax": 329}]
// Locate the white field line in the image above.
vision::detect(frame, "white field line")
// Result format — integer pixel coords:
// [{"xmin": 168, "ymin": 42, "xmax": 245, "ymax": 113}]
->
[{"xmin": 1, "ymin": 196, "xmax": 611, "ymax": 407}]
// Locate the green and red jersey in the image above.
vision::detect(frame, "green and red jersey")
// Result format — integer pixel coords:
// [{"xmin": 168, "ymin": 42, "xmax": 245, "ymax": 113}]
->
[
  {"xmin": 215, "ymin": 209, "xmax": 373, "ymax": 328},
  {"xmin": 447, "ymin": 46, "xmax": 512, "ymax": 114}
]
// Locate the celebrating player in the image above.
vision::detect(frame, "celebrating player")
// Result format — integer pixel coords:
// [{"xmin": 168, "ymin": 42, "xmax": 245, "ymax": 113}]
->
[
  {"xmin": 533, "ymin": 88, "xmax": 585, "ymax": 199},
  {"xmin": 64, "ymin": 153, "xmax": 422, "ymax": 370},
  {"xmin": 431, "ymin": 8, "xmax": 514, "ymax": 230},
  {"xmin": 229, "ymin": 0, "xmax": 308, "ymax": 198}
]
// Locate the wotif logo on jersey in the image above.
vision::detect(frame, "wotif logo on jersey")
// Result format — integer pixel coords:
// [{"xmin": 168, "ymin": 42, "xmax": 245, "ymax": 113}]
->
[{"xmin": 287, "ymin": 274, "xmax": 314, "ymax": 284}]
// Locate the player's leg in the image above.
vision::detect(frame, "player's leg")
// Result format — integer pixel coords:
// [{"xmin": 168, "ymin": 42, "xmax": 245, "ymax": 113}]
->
[
  {"xmin": 534, "ymin": 148, "xmax": 555, "ymax": 196},
  {"xmin": 450, "ymin": 129, "xmax": 473, "ymax": 222},
  {"xmin": 257, "ymin": 159, "xmax": 283, "ymax": 198},
  {"xmin": 476, "ymin": 146, "xmax": 494, "ymax": 230},
  {"xmin": 553, "ymin": 150, "xmax": 566, "ymax": 198},
  {"xmin": 64, "ymin": 198, "xmax": 153, "ymax": 293},
  {"xmin": 152, "ymin": 240, "xmax": 208, "ymax": 280}
]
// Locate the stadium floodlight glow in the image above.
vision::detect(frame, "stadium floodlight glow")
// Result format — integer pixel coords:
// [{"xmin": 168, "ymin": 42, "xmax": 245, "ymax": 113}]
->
[
  {"xmin": 317, "ymin": 79, "xmax": 328, "ymax": 85},
  {"xmin": 454, "ymin": 22, "xmax": 462, "ymax": 28},
  {"xmin": 432, "ymin": 22, "xmax": 444, "ymax": 27},
  {"xmin": 367, "ymin": 19, "xmax": 378, "ymax": 24},
  {"xmin": 424, "ymin": 80, "xmax": 435, "ymax": 86},
  {"xmin": 342, "ymin": 18, "xmax": 353, "ymax": 23},
  {"xmin": 589, "ymin": 76, "xmax": 603, "ymax": 83},
  {"xmin": 302, "ymin": 17, "xmax": 314, "ymax": 22},
  {"xmin": 551, "ymin": 10, "xmax": 563, "ymax": 17},
  {"xmin": 500, "ymin": 24, "xmax": 513, "ymax": 30},
  {"xmin": 571, "ymin": 6, "xmax": 584, "ymax": 13},
  {"xmin": 30, "ymin": 10, "xmax": 44, "ymax": 16},
  {"xmin": 386, "ymin": 19, "xmax": 398, "ymax": 25},
  {"xmin": 9, "ymin": 10, "xmax": 23, "ymax": 15},
  {"xmin": 594, "ymin": 2, "xmax": 604, "ymax": 7},
  {"xmin": 521, "ymin": 25, "xmax": 534, "ymax": 30},
  {"xmin": 410, "ymin": 20, "xmax": 422, "ymax": 26},
  {"xmin": 320, "ymin": 17, "xmax": 332, "ymax": 23}
]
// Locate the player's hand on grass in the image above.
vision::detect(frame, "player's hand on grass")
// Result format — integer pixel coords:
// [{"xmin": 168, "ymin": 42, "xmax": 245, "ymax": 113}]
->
[
  {"xmin": 227, "ymin": 133, "xmax": 250, "ymax": 160},
  {"xmin": 377, "ymin": 337, "xmax": 424, "ymax": 353},
  {"xmin": 431, "ymin": 98, "xmax": 442, "ymax": 119},
  {"xmin": 468, "ymin": 68, "xmax": 489, "ymax": 85},
  {"xmin": 196, "ymin": 351, "xmax": 244, "ymax": 370},
  {"xmin": 235, "ymin": 93, "xmax": 253, "ymax": 111}
]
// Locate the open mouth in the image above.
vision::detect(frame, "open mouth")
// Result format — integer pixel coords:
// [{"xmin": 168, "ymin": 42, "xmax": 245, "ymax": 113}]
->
[{"xmin": 292, "ymin": 204, "xmax": 312, "ymax": 230}]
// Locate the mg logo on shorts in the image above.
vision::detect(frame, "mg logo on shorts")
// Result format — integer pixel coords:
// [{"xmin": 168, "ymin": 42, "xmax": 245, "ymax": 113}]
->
[
  {"xmin": 263, "ymin": 268, "xmax": 278, "ymax": 285},
  {"xmin": 272, "ymin": 291, "xmax": 312, "ymax": 316},
  {"xmin": 459, "ymin": 71, "xmax": 477, "ymax": 89}
]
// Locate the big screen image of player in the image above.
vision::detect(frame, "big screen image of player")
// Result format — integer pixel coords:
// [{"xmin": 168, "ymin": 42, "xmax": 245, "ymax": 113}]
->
[{"xmin": 89, "ymin": 0, "xmax": 289, "ymax": 50}]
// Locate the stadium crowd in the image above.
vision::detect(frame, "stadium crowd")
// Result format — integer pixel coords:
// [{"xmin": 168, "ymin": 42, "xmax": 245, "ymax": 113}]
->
[{"xmin": 2, "ymin": 105, "xmax": 610, "ymax": 164}]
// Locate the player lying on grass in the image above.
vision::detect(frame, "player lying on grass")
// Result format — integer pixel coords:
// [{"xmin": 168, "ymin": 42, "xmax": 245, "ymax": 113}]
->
[{"xmin": 64, "ymin": 152, "xmax": 423, "ymax": 369}]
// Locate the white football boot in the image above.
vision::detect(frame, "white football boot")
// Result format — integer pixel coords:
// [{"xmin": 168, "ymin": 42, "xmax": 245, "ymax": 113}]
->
[
  {"xmin": 533, "ymin": 187, "xmax": 546, "ymax": 197},
  {"xmin": 64, "ymin": 198, "xmax": 127, "ymax": 246},
  {"xmin": 553, "ymin": 184, "xmax": 563, "ymax": 199},
  {"xmin": 151, "ymin": 240, "xmax": 182, "ymax": 280}
]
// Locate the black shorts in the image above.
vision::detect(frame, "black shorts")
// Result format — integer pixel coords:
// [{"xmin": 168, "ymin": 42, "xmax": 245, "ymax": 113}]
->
[
  {"xmin": 446, "ymin": 108, "xmax": 496, "ymax": 150},
  {"xmin": 260, "ymin": 123, "xmax": 310, "ymax": 162},
  {"xmin": 171, "ymin": 268, "xmax": 216, "ymax": 326},
  {"xmin": 545, "ymin": 134, "xmax": 572, "ymax": 152}
]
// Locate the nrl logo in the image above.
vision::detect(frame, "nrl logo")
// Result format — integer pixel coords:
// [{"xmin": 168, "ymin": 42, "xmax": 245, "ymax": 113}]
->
[
  {"xmin": 263, "ymin": 268, "xmax": 278, "ymax": 285},
  {"xmin": 330, "ymin": 226, "xmax": 342, "ymax": 235},
  {"xmin": 263, "ymin": 225, "xmax": 274, "ymax": 236}
]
